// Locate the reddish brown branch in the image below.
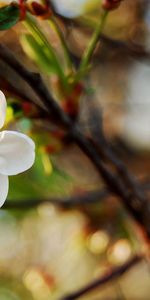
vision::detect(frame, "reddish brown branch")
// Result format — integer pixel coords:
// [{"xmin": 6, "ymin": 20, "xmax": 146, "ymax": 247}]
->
[
  {"xmin": 60, "ymin": 255, "xmax": 142, "ymax": 300},
  {"xmin": 3, "ymin": 188, "xmax": 110, "ymax": 209}
]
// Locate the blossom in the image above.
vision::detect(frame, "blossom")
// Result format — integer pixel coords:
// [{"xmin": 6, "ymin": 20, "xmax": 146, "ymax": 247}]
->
[
  {"xmin": 51, "ymin": 0, "xmax": 100, "ymax": 18},
  {"xmin": 0, "ymin": 91, "xmax": 35, "ymax": 207}
]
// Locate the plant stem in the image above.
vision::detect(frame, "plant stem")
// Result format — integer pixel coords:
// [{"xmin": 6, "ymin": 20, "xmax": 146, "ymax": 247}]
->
[
  {"xmin": 77, "ymin": 10, "xmax": 108, "ymax": 79},
  {"xmin": 48, "ymin": 16, "xmax": 74, "ymax": 74}
]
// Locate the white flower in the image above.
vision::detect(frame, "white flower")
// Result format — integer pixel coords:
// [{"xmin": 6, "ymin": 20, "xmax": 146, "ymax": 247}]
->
[
  {"xmin": 51, "ymin": 0, "xmax": 100, "ymax": 18},
  {"xmin": 0, "ymin": 91, "xmax": 35, "ymax": 207}
]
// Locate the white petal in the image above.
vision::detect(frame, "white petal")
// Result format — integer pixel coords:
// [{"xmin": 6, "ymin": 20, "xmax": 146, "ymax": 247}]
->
[
  {"xmin": 0, "ymin": 130, "xmax": 35, "ymax": 175},
  {"xmin": 51, "ymin": 0, "xmax": 99, "ymax": 18},
  {"xmin": 0, "ymin": 91, "xmax": 6, "ymax": 129},
  {"xmin": 0, "ymin": 174, "xmax": 8, "ymax": 207}
]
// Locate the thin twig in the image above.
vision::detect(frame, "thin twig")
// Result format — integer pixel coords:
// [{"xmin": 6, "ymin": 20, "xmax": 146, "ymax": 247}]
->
[
  {"xmin": 84, "ymin": 99, "xmax": 149, "ymax": 225},
  {"xmin": 60, "ymin": 256, "xmax": 142, "ymax": 300},
  {"xmin": 100, "ymin": 34, "xmax": 150, "ymax": 62},
  {"xmin": 3, "ymin": 188, "xmax": 110, "ymax": 209}
]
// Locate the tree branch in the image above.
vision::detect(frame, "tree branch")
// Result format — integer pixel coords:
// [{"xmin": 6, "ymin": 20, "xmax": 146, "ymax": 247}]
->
[
  {"xmin": 60, "ymin": 255, "xmax": 142, "ymax": 300},
  {"xmin": 0, "ymin": 44, "xmax": 71, "ymax": 128},
  {"xmin": 100, "ymin": 34, "xmax": 150, "ymax": 62},
  {"xmin": 3, "ymin": 188, "xmax": 110, "ymax": 209},
  {"xmin": 0, "ymin": 43, "xmax": 150, "ymax": 238}
]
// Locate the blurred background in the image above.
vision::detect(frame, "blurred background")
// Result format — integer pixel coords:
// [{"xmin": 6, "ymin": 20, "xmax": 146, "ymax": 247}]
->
[{"xmin": 0, "ymin": 0, "xmax": 150, "ymax": 299}]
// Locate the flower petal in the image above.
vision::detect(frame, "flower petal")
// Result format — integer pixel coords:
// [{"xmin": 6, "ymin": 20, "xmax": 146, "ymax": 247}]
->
[
  {"xmin": 0, "ymin": 91, "xmax": 6, "ymax": 129},
  {"xmin": 0, "ymin": 174, "xmax": 8, "ymax": 207},
  {"xmin": 51, "ymin": 0, "xmax": 99, "ymax": 17},
  {"xmin": 51, "ymin": 0, "xmax": 80, "ymax": 17},
  {"xmin": 0, "ymin": 130, "xmax": 35, "ymax": 175}
]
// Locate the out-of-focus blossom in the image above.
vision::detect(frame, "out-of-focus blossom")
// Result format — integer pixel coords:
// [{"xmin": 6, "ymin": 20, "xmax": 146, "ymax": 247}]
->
[
  {"xmin": 51, "ymin": 0, "xmax": 100, "ymax": 18},
  {"xmin": 124, "ymin": 63, "xmax": 150, "ymax": 150},
  {"xmin": 0, "ymin": 91, "xmax": 35, "ymax": 206}
]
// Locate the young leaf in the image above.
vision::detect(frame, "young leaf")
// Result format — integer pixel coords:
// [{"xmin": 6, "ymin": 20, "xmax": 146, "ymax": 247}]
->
[
  {"xmin": 0, "ymin": 5, "xmax": 20, "ymax": 30},
  {"xmin": 20, "ymin": 34, "xmax": 57, "ymax": 74}
]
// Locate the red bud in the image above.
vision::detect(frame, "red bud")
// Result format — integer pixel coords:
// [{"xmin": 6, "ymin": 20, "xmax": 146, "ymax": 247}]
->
[
  {"xmin": 102, "ymin": 0, "xmax": 123, "ymax": 10},
  {"xmin": 30, "ymin": 1, "xmax": 52, "ymax": 18}
]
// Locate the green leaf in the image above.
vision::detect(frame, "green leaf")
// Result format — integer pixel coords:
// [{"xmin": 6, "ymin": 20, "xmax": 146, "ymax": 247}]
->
[
  {"xmin": 0, "ymin": 5, "xmax": 20, "ymax": 30},
  {"xmin": 20, "ymin": 34, "xmax": 57, "ymax": 74},
  {"xmin": 24, "ymin": 14, "xmax": 69, "ymax": 89}
]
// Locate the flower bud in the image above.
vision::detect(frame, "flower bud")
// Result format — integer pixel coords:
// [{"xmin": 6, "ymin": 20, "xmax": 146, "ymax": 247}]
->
[
  {"xmin": 102, "ymin": 0, "xmax": 123, "ymax": 11},
  {"xmin": 27, "ymin": 0, "xmax": 52, "ymax": 18}
]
